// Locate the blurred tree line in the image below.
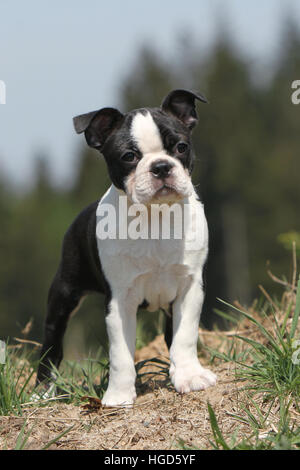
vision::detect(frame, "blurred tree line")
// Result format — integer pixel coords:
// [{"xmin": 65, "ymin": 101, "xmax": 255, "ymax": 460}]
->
[{"xmin": 1, "ymin": 23, "xmax": 300, "ymax": 357}]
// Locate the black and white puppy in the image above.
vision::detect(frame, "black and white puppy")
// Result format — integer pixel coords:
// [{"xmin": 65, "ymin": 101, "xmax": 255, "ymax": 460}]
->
[{"xmin": 36, "ymin": 89, "xmax": 217, "ymax": 406}]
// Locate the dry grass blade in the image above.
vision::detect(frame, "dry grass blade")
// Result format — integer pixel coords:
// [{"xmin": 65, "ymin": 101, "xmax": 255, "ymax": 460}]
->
[{"xmin": 13, "ymin": 338, "xmax": 42, "ymax": 348}]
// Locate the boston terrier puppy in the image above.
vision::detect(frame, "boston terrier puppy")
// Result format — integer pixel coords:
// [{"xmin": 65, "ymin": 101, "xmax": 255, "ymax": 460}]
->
[{"xmin": 36, "ymin": 89, "xmax": 217, "ymax": 406}]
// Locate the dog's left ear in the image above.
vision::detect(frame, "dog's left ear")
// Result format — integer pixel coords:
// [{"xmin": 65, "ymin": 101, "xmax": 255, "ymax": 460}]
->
[
  {"xmin": 73, "ymin": 107, "xmax": 124, "ymax": 150},
  {"xmin": 161, "ymin": 89, "xmax": 207, "ymax": 130}
]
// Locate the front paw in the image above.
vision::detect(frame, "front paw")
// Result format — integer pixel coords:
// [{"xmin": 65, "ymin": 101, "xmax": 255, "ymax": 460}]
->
[
  {"xmin": 101, "ymin": 387, "xmax": 137, "ymax": 407},
  {"xmin": 170, "ymin": 363, "xmax": 217, "ymax": 394}
]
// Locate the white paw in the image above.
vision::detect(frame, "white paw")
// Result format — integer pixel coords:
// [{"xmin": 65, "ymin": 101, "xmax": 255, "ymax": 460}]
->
[
  {"xmin": 101, "ymin": 388, "xmax": 137, "ymax": 407},
  {"xmin": 31, "ymin": 382, "xmax": 57, "ymax": 402},
  {"xmin": 170, "ymin": 363, "xmax": 217, "ymax": 394}
]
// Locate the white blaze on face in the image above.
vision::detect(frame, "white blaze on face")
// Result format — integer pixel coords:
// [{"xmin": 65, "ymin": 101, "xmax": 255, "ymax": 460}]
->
[
  {"xmin": 131, "ymin": 111, "xmax": 163, "ymax": 155},
  {"xmin": 126, "ymin": 111, "xmax": 193, "ymax": 204}
]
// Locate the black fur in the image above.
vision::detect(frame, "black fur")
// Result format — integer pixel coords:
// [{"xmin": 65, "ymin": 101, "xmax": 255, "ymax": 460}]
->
[{"xmin": 36, "ymin": 202, "xmax": 111, "ymax": 383}]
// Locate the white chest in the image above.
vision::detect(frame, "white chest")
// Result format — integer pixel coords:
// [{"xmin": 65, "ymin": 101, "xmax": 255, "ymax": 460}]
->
[{"xmin": 96, "ymin": 185, "xmax": 208, "ymax": 310}]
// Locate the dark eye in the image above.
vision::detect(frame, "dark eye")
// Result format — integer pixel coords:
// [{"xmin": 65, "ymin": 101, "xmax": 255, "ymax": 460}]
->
[
  {"xmin": 176, "ymin": 142, "xmax": 188, "ymax": 154},
  {"xmin": 121, "ymin": 152, "xmax": 138, "ymax": 163}
]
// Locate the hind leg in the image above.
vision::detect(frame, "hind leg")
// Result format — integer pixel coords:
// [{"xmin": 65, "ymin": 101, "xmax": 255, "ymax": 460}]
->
[
  {"xmin": 36, "ymin": 275, "xmax": 84, "ymax": 387},
  {"xmin": 164, "ymin": 307, "xmax": 173, "ymax": 351}
]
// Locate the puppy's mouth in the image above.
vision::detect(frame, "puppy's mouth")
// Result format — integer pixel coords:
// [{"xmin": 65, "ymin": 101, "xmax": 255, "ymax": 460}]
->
[{"xmin": 154, "ymin": 184, "xmax": 181, "ymax": 199}]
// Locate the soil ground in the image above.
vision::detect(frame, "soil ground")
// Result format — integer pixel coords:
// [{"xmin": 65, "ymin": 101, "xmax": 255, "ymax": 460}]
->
[{"xmin": 0, "ymin": 330, "xmax": 298, "ymax": 450}]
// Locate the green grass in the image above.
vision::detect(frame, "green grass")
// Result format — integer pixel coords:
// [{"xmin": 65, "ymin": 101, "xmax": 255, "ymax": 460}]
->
[
  {"xmin": 0, "ymin": 344, "xmax": 37, "ymax": 415},
  {"xmin": 0, "ymin": 340, "xmax": 170, "ymax": 417},
  {"xmin": 207, "ymin": 400, "xmax": 300, "ymax": 450},
  {"xmin": 179, "ymin": 269, "xmax": 300, "ymax": 450},
  {"xmin": 202, "ymin": 275, "xmax": 300, "ymax": 450},
  {"xmin": 217, "ymin": 279, "xmax": 300, "ymax": 402},
  {"xmin": 37, "ymin": 354, "xmax": 170, "ymax": 405},
  {"xmin": 46, "ymin": 353, "xmax": 110, "ymax": 404}
]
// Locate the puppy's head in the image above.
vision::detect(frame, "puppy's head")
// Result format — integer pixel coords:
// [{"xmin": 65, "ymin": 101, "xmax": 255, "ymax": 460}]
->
[{"xmin": 73, "ymin": 89, "xmax": 207, "ymax": 205}]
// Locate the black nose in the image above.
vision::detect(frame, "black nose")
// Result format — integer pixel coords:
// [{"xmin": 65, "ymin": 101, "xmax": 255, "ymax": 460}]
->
[{"xmin": 150, "ymin": 160, "xmax": 173, "ymax": 179}]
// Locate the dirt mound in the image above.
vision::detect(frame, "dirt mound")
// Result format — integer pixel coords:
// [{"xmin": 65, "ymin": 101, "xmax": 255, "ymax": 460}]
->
[
  {"xmin": 0, "ymin": 332, "xmax": 247, "ymax": 450},
  {"xmin": 0, "ymin": 362, "xmax": 243, "ymax": 450}
]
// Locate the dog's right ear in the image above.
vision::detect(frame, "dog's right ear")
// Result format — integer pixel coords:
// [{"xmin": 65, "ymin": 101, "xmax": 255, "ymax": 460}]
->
[{"xmin": 73, "ymin": 107, "xmax": 124, "ymax": 150}]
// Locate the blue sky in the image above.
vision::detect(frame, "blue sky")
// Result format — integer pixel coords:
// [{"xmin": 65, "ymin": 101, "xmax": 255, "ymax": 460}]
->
[{"xmin": 0, "ymin": 0, "xmax": 300, "ymax": 188}]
